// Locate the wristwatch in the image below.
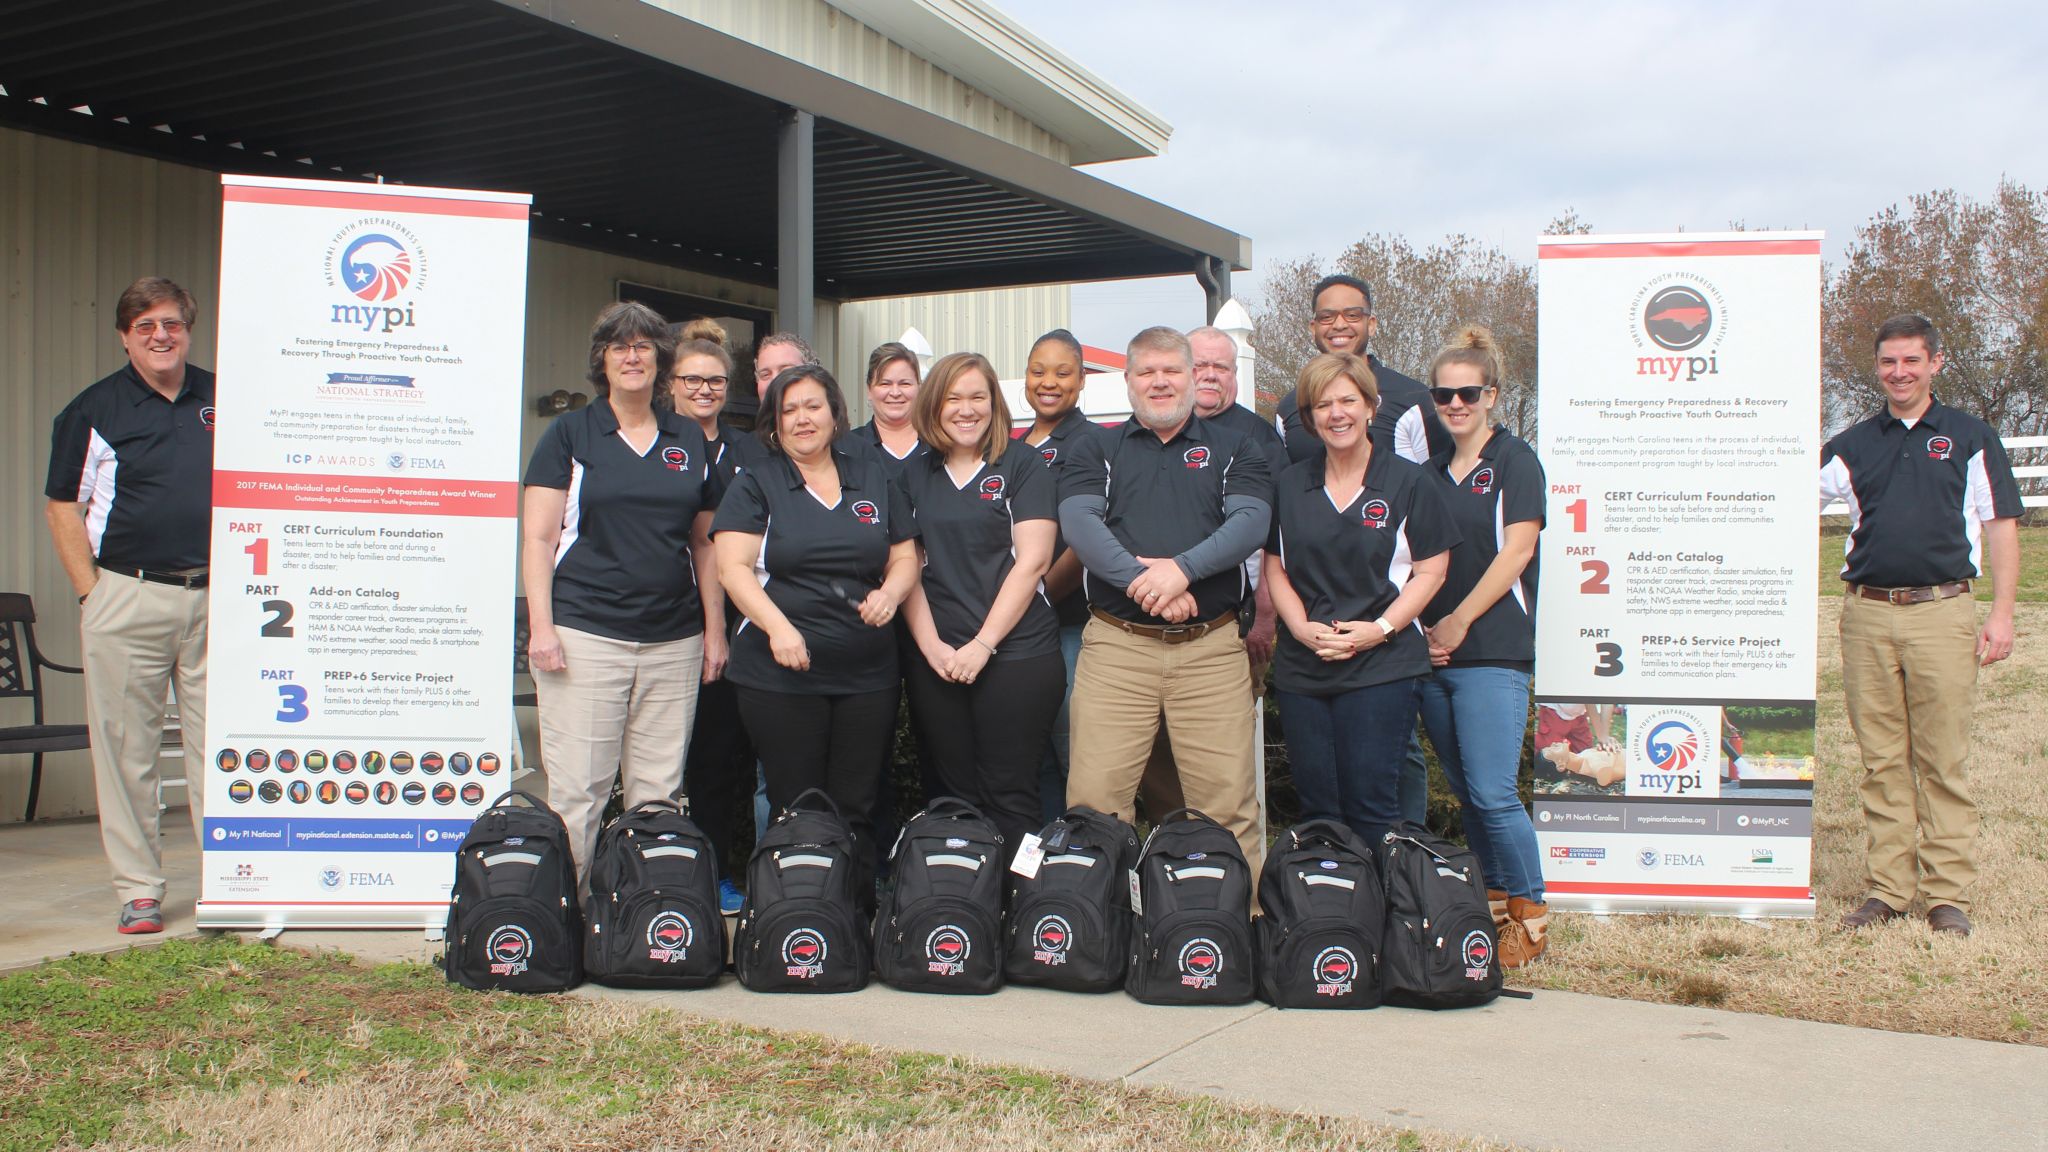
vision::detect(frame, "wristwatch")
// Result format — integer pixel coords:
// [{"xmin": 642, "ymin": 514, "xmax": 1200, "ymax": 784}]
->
[{"xmin": 1374, "ymin": 617, "xmax": 1395, "ymax": 639}]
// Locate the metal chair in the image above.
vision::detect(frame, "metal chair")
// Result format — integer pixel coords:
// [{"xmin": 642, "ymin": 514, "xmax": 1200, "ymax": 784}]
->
[{"xmin": 0, "ymin": 592, "xmax": 89, "ymax": 822}]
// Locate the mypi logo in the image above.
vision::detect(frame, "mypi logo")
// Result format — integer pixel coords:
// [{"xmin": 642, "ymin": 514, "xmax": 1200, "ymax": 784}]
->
[
  {"xmin": 1645, "ymin": 719, "xmax": 1700, "ymax": 772},
  {"xmin": 340, "ymin": 233, "xmax": 412, "ymax": 301},
  {"xmin": 1625, "ymin": 706, "xmax": 1718, "ymax": 798},
  {"xmin": 1630, "ymin": 275, "xmax": 1726, "ymax": 382},
  {"xmin": 1642, "ymin": 285, "xmax": 1712, "ymax": 351}
]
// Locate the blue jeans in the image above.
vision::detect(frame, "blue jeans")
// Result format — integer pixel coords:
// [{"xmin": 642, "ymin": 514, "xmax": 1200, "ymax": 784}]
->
[
  {"xmin": 1419, "ymin": 666, "xmax": 1543, "ymax": 901},
  {"xmin": 1278, "ymin": 677, "xmax": 1422, "ymax": 847},
  {"xmin": 1037, "ymin": 621, "xmax": 1086, "ymax": 823},
  {"xmin": 1398, "ymin": 728, "xmax": 1429, "ymax": 825}
]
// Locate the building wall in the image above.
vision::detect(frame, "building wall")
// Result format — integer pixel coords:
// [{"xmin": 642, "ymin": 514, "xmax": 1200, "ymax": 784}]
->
[{"xmin": 838, "ymin": 286, "xmax": 1069, "ymax": 411}]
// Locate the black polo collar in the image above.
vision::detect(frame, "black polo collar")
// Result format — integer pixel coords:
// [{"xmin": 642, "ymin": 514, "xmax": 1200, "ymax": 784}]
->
[
  {"xmin": 1117, "ymin": 412, "xmax": 1212, "ymax": 446},
  {"xmin": 1877, "ymin": 397, "xmax": 1953, "ymax": 432},
  {"xmin": 1043, "ymin": 406, "xmax": 1094, "ymax": 441},
  {"xmin": 120, "ymin": 362, "xmax": 195, "ymax": 405},
  {"xmin": 585, "ymin": 396, "xmax": 688, "ymax": 438},
  {"xmin": 1301, "ymin": 444, "xmax": 1395, "ymax": 491},
  {"xmin": 768, "ymin": 444, "xmax": 868, "ymax": 492}
]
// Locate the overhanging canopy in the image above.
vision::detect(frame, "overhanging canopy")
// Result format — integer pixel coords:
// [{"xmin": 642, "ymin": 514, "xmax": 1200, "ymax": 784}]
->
[{"xmin": 0, "ymin": 0, "xmax": 1249, "ymax": 300}]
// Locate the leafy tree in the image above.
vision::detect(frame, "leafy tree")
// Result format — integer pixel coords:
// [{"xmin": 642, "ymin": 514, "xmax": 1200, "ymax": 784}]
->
[{"xmin": 1822, "ymin": 180, "xmax": 2048, "ymax": 434}]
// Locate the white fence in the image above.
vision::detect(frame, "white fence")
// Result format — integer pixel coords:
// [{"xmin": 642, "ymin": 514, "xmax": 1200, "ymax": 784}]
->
[{"xmin": 1822, "ymin": 435, "xmax": 2048, "ymax": 515}]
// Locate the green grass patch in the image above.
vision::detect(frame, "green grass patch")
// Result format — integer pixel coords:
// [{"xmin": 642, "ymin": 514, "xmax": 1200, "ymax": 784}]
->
[{"xmin": 1820, "ymin": 522, "xmax": 2048, "ymax": 601}]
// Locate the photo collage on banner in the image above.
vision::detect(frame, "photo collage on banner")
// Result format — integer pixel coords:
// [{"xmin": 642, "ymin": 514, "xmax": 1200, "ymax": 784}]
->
[
  {"xmin": 1533, "ymin": 233, "xmax": 1822, "ymax": 917},
  {"xmin": 200, "ymin": 176, "xmax": 530, "ymax": 928}
]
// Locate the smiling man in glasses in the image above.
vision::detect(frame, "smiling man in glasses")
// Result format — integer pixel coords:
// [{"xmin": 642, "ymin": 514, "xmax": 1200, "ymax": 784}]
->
[
  {"xmin": 1275, "ymin": 274, "xmax": 1449, "ymax": 469},
  {"xmin": 44, "ymin": 277, "xmax": 215, "ymax": 935}
]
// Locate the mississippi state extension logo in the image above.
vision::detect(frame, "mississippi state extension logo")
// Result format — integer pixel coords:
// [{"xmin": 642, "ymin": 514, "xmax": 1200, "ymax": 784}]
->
[
  {"xmin": 851, "ymin": 500, "xmax": 880, "ymax": 525},
  {"xmin": 662, "ymin": 446, "xmax": 688, "ymax": 472},
  {"xmin": 1183, "ymin": 445, "xmax": 1211, "ymax": 469},
  {"xmin": 646, "ymin": 910, "xmax": 694, "ymax": 964},
  {"xmin": 1926, "ymin": 435, "xmax": 1953, "ymax": 460},
  {"xmin": 977, "ymin": 474, "xmax": 1006, "ymax": 502},
  {"xmin": 1469, "ymin": 467, "xmax": 1495, "ymax": 495},
  {"xmin": 1361, "ymin": 499, "xmax": 1391, "ymax": 529},
  {"xmin": 783, "ymin": 929, "xmax": 827, "ymax": 979},
  {"xmin": 1313, "ymin": 946, "xmax": 1357, "ymax": 997},
  {"xmin": 1642, "ymin": 285, "xmax": 1712, "ymax": 352},
  {"xmin": 925, "ymin": 926, "xmax": 971, "ymax": 976},
  {"xmin": 1177, "ymin": 937, "xmax": 1223, "ymax": 989},
  {"xmin": 1030, "ymin": 915, "xmax": 1072, "ymax": 967},
  {"xmin": 487, "ymin": 925, "xmax": 534, "ymax": 976},
  {"xmin": 1460, "ymin": 930, "xmax": 1494, "ymax": 981},
  {"xmin": 338, "ymin": 232, "xmax": 414, "ymax": 302}
]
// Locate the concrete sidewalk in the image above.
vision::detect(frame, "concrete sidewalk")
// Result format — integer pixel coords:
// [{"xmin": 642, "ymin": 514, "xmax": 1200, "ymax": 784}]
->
[{"xmin": 7, "ymin": 814, "xmax": 2044, "ymax": 1152}]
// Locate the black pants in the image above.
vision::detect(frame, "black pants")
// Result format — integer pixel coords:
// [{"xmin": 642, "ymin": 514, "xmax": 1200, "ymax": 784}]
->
[
  {"xmin": 683, "ymin": 677, "xmax": 754, "ymax": 876},
  {"xmin": 903, "ymin": 650, "xmax": 1066, "ymax": 851},
  {"xmin": 736, "ymin": 683, "xmax": 900, "ymax": 859}
]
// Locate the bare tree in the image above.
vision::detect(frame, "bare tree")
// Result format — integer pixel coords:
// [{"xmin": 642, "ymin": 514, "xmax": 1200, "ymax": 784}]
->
[{"xmin": 1823, "ymin": 180, "xmax": 2048, "ymax": 435}]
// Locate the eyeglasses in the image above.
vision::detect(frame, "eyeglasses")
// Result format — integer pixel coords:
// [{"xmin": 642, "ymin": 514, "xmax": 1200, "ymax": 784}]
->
[
  {"xmin": 129, "ymin": 319, "xmax": 189, "ymax": 336},
  {"xmin": 1430, "ymin": 385, "xmax": 1492, "ymax": 405},
  {"xmin": 674, "ymin": 374, "xmax": 729, "ymax": 392},
  {"xmin": 607, "ymin": 341, "xmax": 657, "ymax": 357},
  {"xmin": 1311, "ymin": 307, "xmax": 1369, "ymax": 327}
]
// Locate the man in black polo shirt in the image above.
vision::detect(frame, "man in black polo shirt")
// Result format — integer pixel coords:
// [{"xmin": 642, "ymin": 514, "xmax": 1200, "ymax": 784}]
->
[
  {"xmin": 1821, "ymin": 314, "xmax": 2022, "ymax": 937},
  {"xmin": 1274, "ymin": 274, "xmax": 1450, "ymax": 467},
  {"xmin": 1058, "ymin": 327, "xmax": 1273, "ymax": 871},
  {"xmin": 44, "ymin": 277, "xmax": 214, "ymax": 935}
]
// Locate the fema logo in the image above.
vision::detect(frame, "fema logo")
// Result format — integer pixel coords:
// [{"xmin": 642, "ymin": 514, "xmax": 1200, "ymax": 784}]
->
[
  {"xmin": 851, "ymin": 500, "xmax": 881, "ymax": 526},
  {"xmin": 1361, "ymin": 499, "xmax": 1391, "ymax": 529},
  {"xmin": 1313, "ymin": 946, "xmax": 1357, "ymax": 997},
  {"xmin": 662, "ymin": 446, "xmax": 688, "ymax": 472},
  {"xmin": 978, "ymin": 474, "xmax": 1006, "ymax": 502},
  {"xmin": 1039, "ymin": 445, "xmax": 1058, "ymax": 465},
  {"xmin": 1177, "ymin": 937, "xmax": 1223, "ymax": 990},
  {"xmin": 199, "ymin": 406, "xmax": 217, "ymax": 431},
  {"xmin": 1030, "ymin": 915, "xmax": 1072, "ymax": 967},
  {"xmin": 1469, "ymin": 467, "xmax": 1495, "ymax": 495},
  {"xmin": 388, "ymin": 452, "xmax": 407, "ymax": 470},
  {"xmin": 320, "ymin": 867, "xmax": 344, "ymax": 890},
  {"xmin": 487, "ymin": 925, "xmax": 534, "ymax": 976},
  {"xmin": 1183, "ymin": 445, "xmax": 1211, "ymax": 469},
  {"xmin": 1926, "ymin": 435, "xmax": 1953, "ymax": 461},
  {"xmin": 925, "ymin": 926, "xmax": 971, "ymax": 976},
  {"xmin": 646, "ymin": 910, "xmax": 694, "ymax": 964},
  {"xmin": 1637, "ymin": 847, "xmax": 1661, "ymax": 871},
  {"xmin": 1460, "ymin": 930, "xmax": 1494, "ymax": 980},
  {"xmin": 782, "ymin": 928, "xmax": 828, "ymax": 979},
  {"xmin": 337, "ymin": 230, "xmax": 414, "ymax": 302},
  {"xmin": 1641, "ymin": 285, "xmax": 1713, "ymax": 352}
]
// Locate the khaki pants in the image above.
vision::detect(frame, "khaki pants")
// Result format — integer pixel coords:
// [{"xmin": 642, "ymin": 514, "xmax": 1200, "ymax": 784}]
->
[
  {"xmin": 1839, "ymin": 589, "xmax": 1981, "ymax": 912},
  {"xmin": 1067, "ymin": 617, "xmax": 1262, "ymax": 875},
  {"xmin": 534, "ymin": 626, "xmax": 703, "ymax": 885},
  {"xmin": 80, "ymin": 570, "xmax": 208, "ymax": 903}
]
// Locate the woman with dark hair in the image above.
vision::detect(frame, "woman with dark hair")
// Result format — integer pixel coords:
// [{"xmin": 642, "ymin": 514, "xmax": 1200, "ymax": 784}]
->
[
  {"xmin": 712, "ymin": 364, "xmax": 920, "ymax": 865},
  {"xmin": 850, "ymin": 341, "xmax": 927, "ymax": 476},
  {"xmin": 522, "ymin": 301, "xmax": 723, "ymax": 887},
  {"xmin": 668, "ymin": 317, "xmax": 760, "ymax": 912},
  {"xmin": 897, "ymin": 352, "xmax": 1065, "ymax": 848},
  {"xmin": 1020, "ymin": 329, "xmax": 1098, "ymax": 815},
  {"xmin": 1418, "ymin": 325, "xmax": 1549, "ymax": 966},
  {"xmin": 1263, "ymin": 352, "xmax": 1456, "ymax": 848}
]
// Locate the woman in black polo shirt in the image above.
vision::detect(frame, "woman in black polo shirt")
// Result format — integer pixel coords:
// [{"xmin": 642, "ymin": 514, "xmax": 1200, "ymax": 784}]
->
[
  {"xmin": 898, "ymin": 352, "xmax": 1065, "ymax": 848},
  {"xmin": 1264, "ymin": 352, "xmax": 1456, "ymax": 847},
  {"xmin": 522, "ymin": 301, "xmax": 723, "ymax": 887},
  {"xmin": 849, "ymin": 341, "xmax": 926, "ymax": 475},
  {"xmin": 668, "ymin": 317, "xmax": 760, "ymax": 912},
  {"xmin": 1020, "ymin": 329, "xmax": 1097, "ymax": 815},
  {"xmin": 712, "ymin": 365, "xmax": 920, "ymax": 860},
  {"xmin": 1417, "ymin": 326, "xmax": 1549, "ymax": 966}
]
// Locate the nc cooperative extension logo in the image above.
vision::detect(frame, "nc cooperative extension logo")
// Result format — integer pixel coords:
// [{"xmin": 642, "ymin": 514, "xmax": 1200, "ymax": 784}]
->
[{"xmin": 324, "ymin": 217, "xmax": 425, "ymax": 332}]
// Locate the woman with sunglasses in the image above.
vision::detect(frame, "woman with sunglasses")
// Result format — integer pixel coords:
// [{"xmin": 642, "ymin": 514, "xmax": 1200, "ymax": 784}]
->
[
  {"xmin": 1263, "ymin": 352, "xmax": 1456, "ymax": 848},
  {"xmin": 1417, "ymin": 325, "xmax": 1549, "ymax": 967}
]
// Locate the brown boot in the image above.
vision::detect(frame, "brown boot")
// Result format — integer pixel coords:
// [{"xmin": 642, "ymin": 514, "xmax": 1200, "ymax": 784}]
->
[
  {"xmin": 1500, "ymin": 897, "xmax": 1550, "ymax": 968},
  {"xmin": 1488, "ymin": 889, "xmax": 1510, "ymax": 932}
]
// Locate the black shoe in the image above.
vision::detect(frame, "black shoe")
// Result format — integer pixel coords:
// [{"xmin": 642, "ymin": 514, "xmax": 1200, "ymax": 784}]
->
[{"xmin": 1839, "ymin": 897, "xmax": 1903, "ymax": 929}]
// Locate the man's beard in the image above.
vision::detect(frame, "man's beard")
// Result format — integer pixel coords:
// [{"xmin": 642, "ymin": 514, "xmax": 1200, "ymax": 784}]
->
[{"xmin": 1136, "ymin": 390, "xmax": 1195, "ymax": 431}]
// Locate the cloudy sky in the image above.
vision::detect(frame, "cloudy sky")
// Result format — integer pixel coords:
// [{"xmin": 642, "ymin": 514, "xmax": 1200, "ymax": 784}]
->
[{"xmin": 998, "ymin": 0, "xmax": 2047, "ymax": 350}]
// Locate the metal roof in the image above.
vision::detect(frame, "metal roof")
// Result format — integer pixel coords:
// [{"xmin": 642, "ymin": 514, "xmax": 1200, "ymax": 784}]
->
[{"xmin": 0, "ymin": 0, "xmax": 1248, "ymax": 300}]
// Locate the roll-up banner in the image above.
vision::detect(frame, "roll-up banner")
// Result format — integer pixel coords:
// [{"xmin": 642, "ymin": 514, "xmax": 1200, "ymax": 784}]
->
[
  {"xmin": 1533, "ymin": 232, "xmax": 1821, "ymax": 918},
  {"xmin": 199, "ymin": 175, "xmax": 530, "ymax": 929}
]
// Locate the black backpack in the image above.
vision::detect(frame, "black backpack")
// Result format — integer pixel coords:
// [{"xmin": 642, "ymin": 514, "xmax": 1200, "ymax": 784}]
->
[
  {"xmin": 1378, "ymin": 823, "xmax": 1502, "ymax": 1008},
  {"xmin": 1256, "ymin": 819, "xmax": 1385, "ymax": 1009},
  {"xmin": 874, "ymin": 797, "xmax": 1006, "ymax": 994},
  {"xmin": 734, "ymin": 789, "xmax": 871, "ymax": 993},
  {"xmin": 583, "ymin": 798, "xmax": 727, "ymax": 989},
  {"xmin": 1125, "ymin": 808, "xmax": 1256, "ymax": 1005},
  {"xmin": 444, "ymin": 790, "xmax": 583, "ymax": 993},
  {"xmin": 1004, "ymin": 805, "xmax": 1139, "ymax": 992}
]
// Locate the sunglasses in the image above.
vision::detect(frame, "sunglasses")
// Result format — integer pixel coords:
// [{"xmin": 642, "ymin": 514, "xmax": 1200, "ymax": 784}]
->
[{"xmin": 1430, "ymin": 385, "xmax": 1490, "ymax": 405}]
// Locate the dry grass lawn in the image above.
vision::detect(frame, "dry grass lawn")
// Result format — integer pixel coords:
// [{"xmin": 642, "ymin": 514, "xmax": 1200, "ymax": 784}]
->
[{"xmin": 1517, "ymin": 598, "xmax": 2048, "ymax": 1045}]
